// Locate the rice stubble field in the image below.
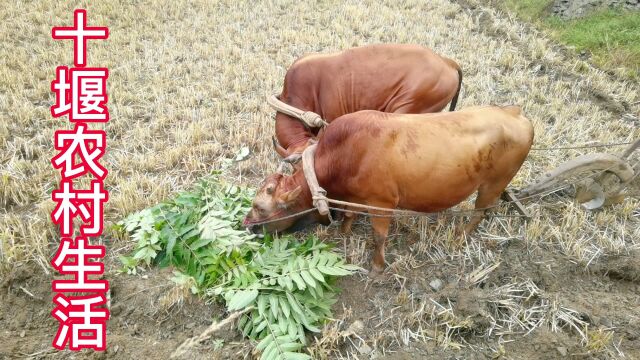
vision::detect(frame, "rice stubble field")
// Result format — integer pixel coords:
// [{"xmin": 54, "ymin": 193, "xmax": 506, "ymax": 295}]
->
[{"xmin": 0, "ymin": 0, "xmax": 639, "ymax": 358}]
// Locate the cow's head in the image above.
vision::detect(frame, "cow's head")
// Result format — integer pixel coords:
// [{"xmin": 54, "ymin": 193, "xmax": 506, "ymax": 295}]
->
[{"xmin": 243, "ymin": 172, "xmax": 312, "ymax": 234}]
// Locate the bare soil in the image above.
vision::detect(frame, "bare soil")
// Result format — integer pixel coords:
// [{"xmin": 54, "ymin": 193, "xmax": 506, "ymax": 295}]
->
[
  {"xmin": 0, "ymin": 262, "xmax": 242, "ymax": 360},
  {"xmin": 1, "ymin": 0, "xmax": 639, "ymax": 359},
  {"xmin": 2, "ymin": 230, "xmax": 639, "ymax": 359}
]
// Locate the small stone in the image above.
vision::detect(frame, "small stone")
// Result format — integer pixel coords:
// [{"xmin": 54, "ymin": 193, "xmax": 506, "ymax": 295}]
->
[
  {"xmin": 110, "ymin": 304, "xmax": 123, "ymax": 316},
  {"xmin": 19, "ymin": 330, "xmax": 25, "ymax": 338},
  {"xmin": 186, "ymin": 322, "xmax": 196, "ymax": 329},
  {"xmin": 557, "ymin": 347, "xmax": 567, "ymax": 357},
  {"xmin": 357, "ymin": 342, "xmax": 373, "ymax": 354},
  {"xmin": 429, "ymin": 278, "xmax": 443, "ymax": 291},
  {"xmin": 112, "ymin": 345, "xmax": 119, "ymax": 354}
]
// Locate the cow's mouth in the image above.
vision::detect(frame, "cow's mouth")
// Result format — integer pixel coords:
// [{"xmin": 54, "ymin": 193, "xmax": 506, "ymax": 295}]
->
[
  {"xmin": 248, "ymin": 224, "xmax": 263, "ymax": 234},
  {"xmin": 243, "ymin": 210, "xmax": 287, "ymax": 228}
]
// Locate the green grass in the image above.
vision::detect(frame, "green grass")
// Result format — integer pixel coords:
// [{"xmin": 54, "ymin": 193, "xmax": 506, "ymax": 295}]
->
[
  {"xmin": 550, "ymin": 9, "xmax": 640, "ymax": 75},
  {"xmin": 503, "ymin": 1, "xmax": 640, "ymax": 77}
]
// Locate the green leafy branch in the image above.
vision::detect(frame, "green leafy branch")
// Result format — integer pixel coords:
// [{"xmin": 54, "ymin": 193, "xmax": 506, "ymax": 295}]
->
[{"xmin": 117, "ymin": 173, "xmax": 360, "ymax": 360}]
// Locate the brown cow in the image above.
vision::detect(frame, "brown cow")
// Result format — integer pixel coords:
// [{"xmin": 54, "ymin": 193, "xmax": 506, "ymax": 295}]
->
[
  {"xmin": 273, "ymin": 44, "xmax": 462, "ymax": 157},
  {"xmin": 244, "ymin": 106, "xmax": 534, "ymax": 275}
]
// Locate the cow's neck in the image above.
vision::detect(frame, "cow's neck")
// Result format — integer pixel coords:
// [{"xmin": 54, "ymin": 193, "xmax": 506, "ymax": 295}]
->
[
  {"xmin": 289, "ymin": 170, "xmax": 332, "ymax": 225},
  {"xmin": 287, "ymin": 171, "xmax": 313, "ymax": 210},
  {"xmin": 310, "ymin": 142, "xmax": 355, "ymax": 204},
  {"xmin": 274, "ymin": 112, "xmax": 313, "ymax": 150},
  {"xmin": 275, "ymin": 92, "xmax": 322, "ymax": 152}
]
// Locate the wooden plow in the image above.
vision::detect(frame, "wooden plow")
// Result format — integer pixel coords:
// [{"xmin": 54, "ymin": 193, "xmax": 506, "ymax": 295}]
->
[{"xmin": 512, "ymin": 138, "xmax": 639, "ymax": 213}]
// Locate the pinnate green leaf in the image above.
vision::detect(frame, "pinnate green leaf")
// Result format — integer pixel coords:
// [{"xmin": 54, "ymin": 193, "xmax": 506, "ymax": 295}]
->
[{"xmin": 228, "ymin": 289, "xmax": 258, "ymax": 311}]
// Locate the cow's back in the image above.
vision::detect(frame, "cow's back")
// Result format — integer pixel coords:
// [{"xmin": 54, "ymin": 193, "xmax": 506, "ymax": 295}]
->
[
  {"xmin": 281, "ymin": 44, "xmax": 460, "ymax": 121},
  {"xmin": 316, "ymin": 107, "xmax": 533, "ymax": 211}
]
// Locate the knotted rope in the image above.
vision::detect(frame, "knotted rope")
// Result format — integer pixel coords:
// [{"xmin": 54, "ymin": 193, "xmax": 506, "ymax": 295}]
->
[
  {"xmin": 267, "ymin": 94, "xmax": 328, "ymax": 128},
  {"xmin": 301, "ymin": 144, "xmax": 330, "ymax": 216}
]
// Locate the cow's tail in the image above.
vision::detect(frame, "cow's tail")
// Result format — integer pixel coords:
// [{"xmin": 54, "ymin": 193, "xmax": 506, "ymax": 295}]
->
[{"xmin": 449, "ymin": 66, "xmax": 463, "ymax": 112}]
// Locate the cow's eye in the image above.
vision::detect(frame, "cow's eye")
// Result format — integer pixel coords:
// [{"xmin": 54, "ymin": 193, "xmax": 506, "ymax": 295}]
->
[{"xmin": 266, "ymin": 184, "xmax": 275, "ymax": 195}]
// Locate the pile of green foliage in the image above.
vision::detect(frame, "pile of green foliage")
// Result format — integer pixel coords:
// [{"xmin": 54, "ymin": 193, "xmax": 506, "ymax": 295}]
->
[{"xmin": 117, "ymin": 173, "xmax": 358, "ymax": 360}]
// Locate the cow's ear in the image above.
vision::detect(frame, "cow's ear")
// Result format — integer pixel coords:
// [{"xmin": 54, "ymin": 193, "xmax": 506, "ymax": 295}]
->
[{"xmin": 282, "ymin": 186, "xmax": 302, "ymax": 204}]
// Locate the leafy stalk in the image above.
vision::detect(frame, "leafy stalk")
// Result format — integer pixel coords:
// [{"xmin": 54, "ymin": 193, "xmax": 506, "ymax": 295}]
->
[{"xmin": 117, "ymin": 173, "xmax": 359, "ymax": 359}]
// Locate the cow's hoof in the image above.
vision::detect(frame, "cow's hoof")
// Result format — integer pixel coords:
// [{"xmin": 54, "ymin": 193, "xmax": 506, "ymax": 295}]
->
[
  {"xmin": 369, "ymin": 265, "xmax": 384, "ymax": 279},
  {"xmin": 341, "ymin": 228, "xmax": 353, "ymax": 236}
]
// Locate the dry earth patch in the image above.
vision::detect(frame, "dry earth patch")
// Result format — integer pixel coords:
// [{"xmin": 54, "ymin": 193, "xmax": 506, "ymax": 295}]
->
[{"xmin": 1, "ymin": 0, "xmax": 638, "ymax": 358}]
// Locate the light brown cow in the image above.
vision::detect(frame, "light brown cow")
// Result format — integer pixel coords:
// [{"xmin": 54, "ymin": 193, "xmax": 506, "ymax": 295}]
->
[
  {"xmin": 245, "ymin": 106, "xmax": 534, "ymax": 275},
  {"xmin": 273, "ymin": 44, "xmax": 462, "ymax": 157}
]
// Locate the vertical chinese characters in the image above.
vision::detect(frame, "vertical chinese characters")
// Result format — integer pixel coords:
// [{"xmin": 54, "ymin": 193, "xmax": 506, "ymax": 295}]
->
[{"xmin": 50, "ymin": 9, "xmax": 110, "ymax": 352}]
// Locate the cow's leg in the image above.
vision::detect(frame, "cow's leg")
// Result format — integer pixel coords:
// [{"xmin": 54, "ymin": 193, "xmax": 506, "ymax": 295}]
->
[
  {"xmin": 370, "ymin": 216, "xmax": 392, "ymax": 276},
  {"xmin": 456, "ymin": 184, "xmax": 503, "ymax": 248},
  {"xmin": 341, "ymin": 211, "xmax": 356, "ymax": 234}
]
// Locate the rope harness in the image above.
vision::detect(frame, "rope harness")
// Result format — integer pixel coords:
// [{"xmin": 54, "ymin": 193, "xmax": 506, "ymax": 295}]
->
[
  {"xmin": 267, "ymin": 94, "xmax": 329, "ymax": 128},
  {"xmin": 250, "ymin": 143, "xmax": 540, "ymax": 228},
  {"xmin": 301, "ymin": 144, "xmax": 330, "ymax": 216},
  {"xmin": 248, "ymin": 156, "xmax": 633, "ymax": 228},
  {"xmin": 249, "ymin": 147, "xmax": 638, "ymax": 229},
  {"xmin": 254, "ymin": 95, "xmax": 640, "ymax": 229}
]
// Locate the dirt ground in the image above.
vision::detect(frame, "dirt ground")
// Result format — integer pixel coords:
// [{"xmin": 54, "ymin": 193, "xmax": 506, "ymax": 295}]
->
[
  {"xmin": 3, "ymin": 225, "xmax": 640, "ymax": 359},
  {"xmin": 1, "ymin": 0, "xmax": 639, "ymax": 359}
]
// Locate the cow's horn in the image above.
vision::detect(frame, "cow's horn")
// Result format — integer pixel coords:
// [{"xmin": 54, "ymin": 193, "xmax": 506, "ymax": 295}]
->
[{"xmin": 272, "ymin": 136, "xmax": 288, "ymax": 158}]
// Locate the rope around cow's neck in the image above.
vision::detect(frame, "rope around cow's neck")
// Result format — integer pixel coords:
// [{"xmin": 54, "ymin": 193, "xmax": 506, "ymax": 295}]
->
[
  {"xmin": 309, "ymin": 154, "xmax": 634, "ymax": 219},
  {"xmin": 267, "ymin": 94, "xmax": 329, "ymax": 128},
  {"xmin": 248, "ymin": 150, "xmax": 635, "ymax": 228},
  {"xmin": 262, "ymin": 99, "xmax": 638, "ymax": 229},
  {"xmin": 245, "ymin": 199, "xmax": 530, "ymax": 228}
]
